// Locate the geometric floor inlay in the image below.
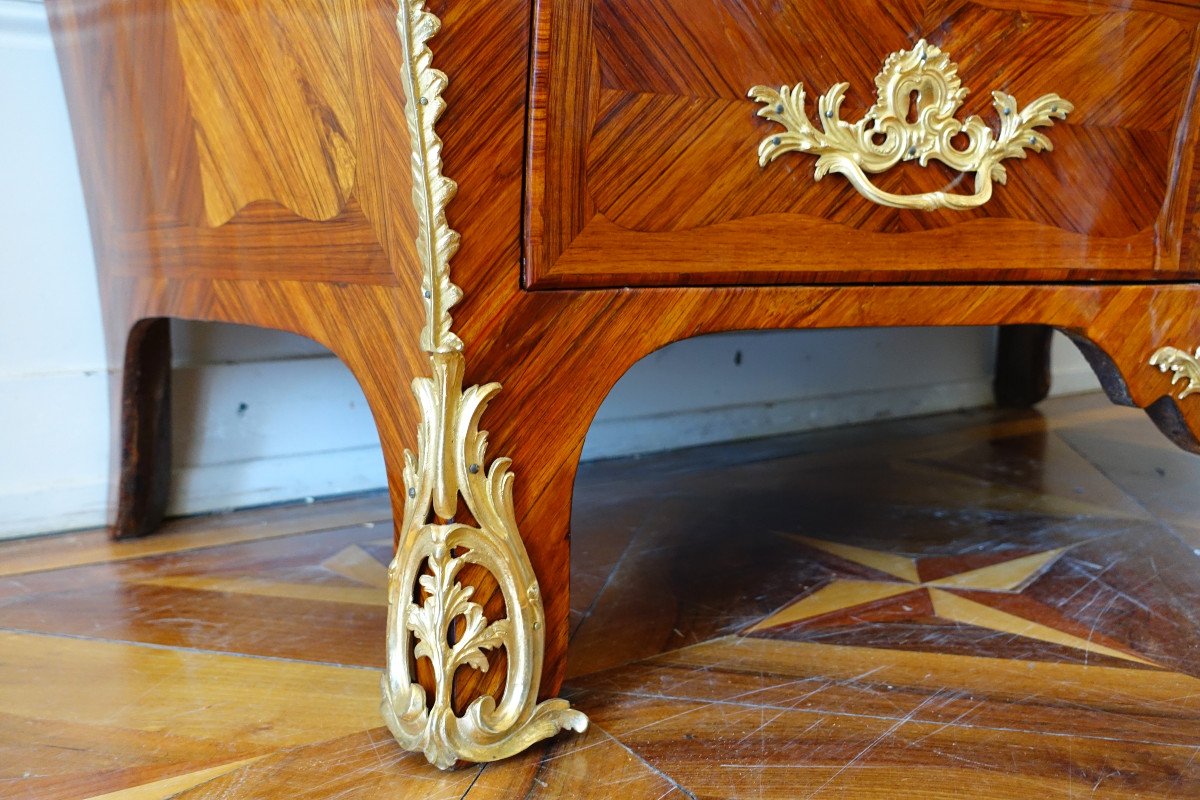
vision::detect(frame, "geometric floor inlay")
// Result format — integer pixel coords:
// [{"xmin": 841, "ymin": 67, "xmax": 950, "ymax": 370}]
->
[{"xmin": 748, "ymin": 534, "xmax": 1158, "ymax": 666}]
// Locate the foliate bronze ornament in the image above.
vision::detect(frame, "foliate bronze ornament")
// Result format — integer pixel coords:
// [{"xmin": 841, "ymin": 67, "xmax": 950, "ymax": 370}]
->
[
  {"xmin": 398, "ymin": 0, "xmax": 462, "ymax": 354},
  {"xmin": 383, "ymin": 0, "xmax": 587, "ymax": 769},
  {"xmin": 749, "ymin": 40, "xmax": 1073, "ymax": 211},
  {"xmin": 382, "ymin": 351, "xmax": 587, "ymax": 769},
  {"xmin": 1150, "ymin": 346, "xmax": 1200, "ymax": 401}
]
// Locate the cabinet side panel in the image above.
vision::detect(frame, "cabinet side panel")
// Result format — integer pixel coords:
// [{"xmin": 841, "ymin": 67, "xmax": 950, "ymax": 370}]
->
[{"xmin": 46, "ymin": 0, "xmax": 421, "ymax": 290}]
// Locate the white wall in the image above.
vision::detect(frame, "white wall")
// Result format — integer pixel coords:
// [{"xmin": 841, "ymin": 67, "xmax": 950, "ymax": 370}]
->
[
  {"xmin": 584, "ymin": 327, "xmax": 1097, "ymax": 461},
  {"xmin": 0, "ymin": 0, "xmax": 1099, "ymax": 538},
  {"xmin": 0, "ymin": 0, "xmax": 111, "ymax": 536}
]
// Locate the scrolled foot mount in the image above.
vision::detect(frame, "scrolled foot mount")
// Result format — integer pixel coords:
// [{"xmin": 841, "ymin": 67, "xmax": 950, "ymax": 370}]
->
[{"xmin": 382, "ymin": 351, "xmax": 587, "ymax": 770}]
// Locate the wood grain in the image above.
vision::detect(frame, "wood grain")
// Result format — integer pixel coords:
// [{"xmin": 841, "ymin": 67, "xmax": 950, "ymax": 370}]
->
[
  {"xmin": 44, "ymin": 0, "xmax": 1200, "ymax": 723},
  {"xmin": 172, "ymin": 0, "xmax": 360, "ymax": 227},
  {"xmin": 0, "ymin": 628, "xmax": 381, "ymax": 800}
]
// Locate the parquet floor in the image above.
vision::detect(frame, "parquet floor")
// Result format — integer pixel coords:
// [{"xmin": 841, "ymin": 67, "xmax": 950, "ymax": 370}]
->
[{"xmin": 3, "ymin": 393, "xmax": 1200, "ymax": 798}]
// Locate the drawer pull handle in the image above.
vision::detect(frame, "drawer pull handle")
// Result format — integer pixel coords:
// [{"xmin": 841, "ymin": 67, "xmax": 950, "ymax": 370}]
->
[{"xmin": 749, "ymin": 40, "xmax": 1072, "ymax": 211}]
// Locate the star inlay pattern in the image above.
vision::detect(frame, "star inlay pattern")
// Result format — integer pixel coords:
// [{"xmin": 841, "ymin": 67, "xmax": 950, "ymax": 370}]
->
[{"xmin": 748, "ymin": 535, "xmax": 1157, "ymax": 667}]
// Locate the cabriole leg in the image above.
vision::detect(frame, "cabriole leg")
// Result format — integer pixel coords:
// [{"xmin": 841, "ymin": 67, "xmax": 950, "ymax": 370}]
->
[{"xmin": 1068, "ymin": 288, "xmax": 1200, "ymax": 455}]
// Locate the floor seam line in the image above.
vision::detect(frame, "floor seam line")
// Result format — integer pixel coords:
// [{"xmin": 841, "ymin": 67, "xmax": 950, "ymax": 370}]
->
[
  {"xmin": 1055, "ymin": 426, "xmax": 1200, "ymax": 568},
  {"xmin": 568, "ymin": 507, "xmax": 661, "ymax": 641},
  {"xmin": 0, "ymin": 626, "xmax": 383, "ymax": 671},
  {"xmin": 599, "ymin": 724, "xmax": 698, "ymax": 799},
  {"xmin": 0, "ymin": 510, "xmax": 393, "ymax": 579},
  {"xmin": 589, "ymin": 687, "xmax": 1200, "ymax": 750}
]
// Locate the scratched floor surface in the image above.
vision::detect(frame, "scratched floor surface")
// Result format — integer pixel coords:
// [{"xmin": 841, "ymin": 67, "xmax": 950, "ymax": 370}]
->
[{"xmin": 3, "ymin": 392, "xmax": 1200, "ymax": 798}]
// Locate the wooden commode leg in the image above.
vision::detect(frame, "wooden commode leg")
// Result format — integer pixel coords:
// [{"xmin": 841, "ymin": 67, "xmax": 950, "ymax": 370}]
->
[
  {"xmin": 994, "ymin": 325, "xmax": 1053, "ymax": 409},
  {"xmin": 375, "ymin": 1, "xmax": 588, "ymax": 767},
  {"xmin": 110, "ymin": 318, "xmax": 173, "ymax": 540}
]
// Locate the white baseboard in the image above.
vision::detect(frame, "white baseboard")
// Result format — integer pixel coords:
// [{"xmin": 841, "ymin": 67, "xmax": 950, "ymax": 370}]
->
[
  {"xmin": 0, "ymin": 1, "xmax": 51, "ymax": 50},
  {"xmin": 0, "ymin": 480, "xmax": 110, "ymax": 541},
  {"xmin": 0, "ymin": 370, "xmax": 112, "ymax": 540},
  {"xmin": 0, "ymin": 357, "xmax": 388, "ymax": 539},
  {"xmin": 582, "ymin": 377, "xmax": 997, "ymax": 461},
  {"xmin": 1048, "ymin": 331, "xmax": 1102, "ymax": 397},
  {"xmin": 0, "ymin": 446, "xmax": 386, "ymax": 541},
  {"xmin": 167, "ymin": 445, "xmax": 386, "ymax": 517}
]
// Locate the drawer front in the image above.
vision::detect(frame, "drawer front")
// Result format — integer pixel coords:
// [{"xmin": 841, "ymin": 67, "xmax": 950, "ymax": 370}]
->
[{"xmin": 526, "ymin": 0, "xmax": 1200, "ymax": 288}]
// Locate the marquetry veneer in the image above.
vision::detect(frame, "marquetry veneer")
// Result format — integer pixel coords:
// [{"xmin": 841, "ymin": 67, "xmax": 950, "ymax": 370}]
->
[{"xmin": 47, "ymin": 0, "xmax": 1200, "ymax": 769}]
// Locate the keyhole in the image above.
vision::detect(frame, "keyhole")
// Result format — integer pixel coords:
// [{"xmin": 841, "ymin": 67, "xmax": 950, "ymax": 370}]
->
[{"xmin": 906, "ymin": 89, "xmax": 920, "ymax": 124}]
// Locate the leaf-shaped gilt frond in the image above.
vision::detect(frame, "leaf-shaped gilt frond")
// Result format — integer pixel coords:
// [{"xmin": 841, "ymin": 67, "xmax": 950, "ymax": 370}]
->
[
  {"xmin": 1151, "ymin": 347, "xmax": 1200, "ymax": 400},
  {"xmin": 407, "ymin": 565, "xmax": 511, "ymax": 675},
  {"xmin": 989, "ymin": 91, "xmax": 1072, "ymax": 182},
  {"xmin": 399, "ymin": 1, "xmax": 463, "ymax": 353},
  {"xmin": 402, "ymin": 450, "xmax": 419, "ymax": 507},
  {"xmin": 458, "ymin": 381, "xmax": 502, "ymax": 471},
  {"xmin": 407, "ymin": 548, "xmax": 475, "ymax": 667},
  {"xmin": 484, "ymin": 457, "xmax": 517, "ymax": 529},
  {"xmin": 815, "ymin": 84, "xmax": 856, "ymax": 154},
  {"xmin": 748, "ymin": 84, "xmax": 832, "ymax": 167},
  {"xmin": 451, "ymin": 609, "xmax": 511, "ymax": 673},
  {"xmin": 408, "ymin": 599, "xmax": 440, "ymax": 665}
]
